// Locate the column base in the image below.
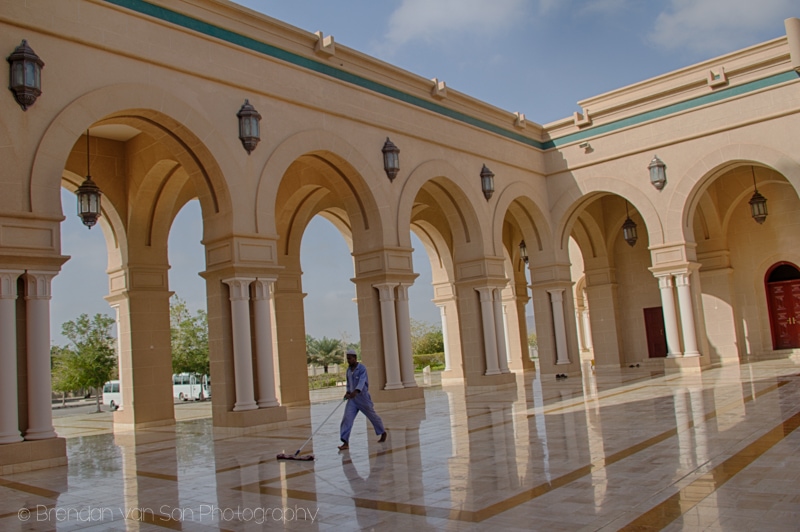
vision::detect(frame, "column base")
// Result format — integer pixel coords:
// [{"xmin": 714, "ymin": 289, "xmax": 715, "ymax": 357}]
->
[
  {"xmin": 112, "ymin": 417, "xmax": 176, "ymax": 432},
  {"xmin": 465, "ymin": 371, "xmax": 517, "ymax": 388},
  {"xmin": 213, "ymin": 405, "xmax": 288, "ymax": 429},
  {"xmin": 257, "ymin": 400, "xmax": 280, "ymax": 408},
  {"xmin": 0, "ymin": 437, "xmax": 67, "ymax": 474},
  {"xmin": 372, "ymin": 386, "xmax": 425, "ymax": 406},
  {"xmin": 24, "ymin": 428, "xmax": 58, "ymax": 440},
  {"xmin": 233, "ymin": 402, "xmax": 258, "ymax": 412},
  {"xmin": 664, "ymin": 356, "xmax": 705, "ymax": 373},
  {"xmin": 0, "ymin": 432, "xmax": 23, "ymax": 444},
  {"xmin": 401, "ymin": 380, "xmax": 418, "ymax": 388},
  {"xmin": 484, "ymin": 369, "xmax": 502, "ymax": 376},
  {"xmin": 384, "ymin": 382, "xmax": 405, "ymax": 390}
]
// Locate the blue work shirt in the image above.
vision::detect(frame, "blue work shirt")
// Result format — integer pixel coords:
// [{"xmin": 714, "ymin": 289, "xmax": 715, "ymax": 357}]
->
[{"xmin": 346, "ymin": 363, "xmax": 370, "ymax": 396}]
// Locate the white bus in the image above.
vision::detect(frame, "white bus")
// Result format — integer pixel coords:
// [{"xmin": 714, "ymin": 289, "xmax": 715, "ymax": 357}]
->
[
  {"xmin": 102, "ymin": 380, "xmax": 122, "ymax": 411},
  {"xmin": 173, "ymin": 373, "xmax": 211, "ymax": 401}
]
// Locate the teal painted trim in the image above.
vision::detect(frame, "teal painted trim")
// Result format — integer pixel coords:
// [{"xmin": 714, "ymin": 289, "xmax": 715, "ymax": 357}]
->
[
  {"xmin": 104, "ymin": 0, "xmax": 798, "ymax": 153},
  {"xmin": 102, "ymin": 0, "xmax": 546, "ymax": 149},
  {"xmin": 542, "ymin": 71, "xmax": 800, "ymax": 150}
]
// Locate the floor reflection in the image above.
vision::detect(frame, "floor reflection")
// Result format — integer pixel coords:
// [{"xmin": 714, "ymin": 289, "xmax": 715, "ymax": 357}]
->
[{"xmin": 1, "ymin": 358, "xmax": 799, "ymax": 530}]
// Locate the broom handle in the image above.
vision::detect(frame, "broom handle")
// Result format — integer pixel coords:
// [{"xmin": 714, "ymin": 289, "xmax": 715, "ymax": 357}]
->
[{"xmin": 295, "ymin": 398, "xmax": 346, "ymax": 455}]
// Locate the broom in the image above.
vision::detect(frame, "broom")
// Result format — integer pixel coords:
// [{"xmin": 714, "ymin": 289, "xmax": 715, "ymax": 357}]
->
[{"xmin": 277, "ymin": 398, "xmax": 346, "ymax": 461}]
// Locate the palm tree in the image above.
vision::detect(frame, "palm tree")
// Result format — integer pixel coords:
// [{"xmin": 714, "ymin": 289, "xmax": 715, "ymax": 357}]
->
[{"xmin": 307, "ymin": 336, "xmax": 344, "ymax": 373}]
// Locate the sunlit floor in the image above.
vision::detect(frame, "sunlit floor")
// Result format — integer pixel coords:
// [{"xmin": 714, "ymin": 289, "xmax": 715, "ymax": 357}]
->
[{"xmin": 2, "ymin": 357, "xmax": 800, "ymax": 531}]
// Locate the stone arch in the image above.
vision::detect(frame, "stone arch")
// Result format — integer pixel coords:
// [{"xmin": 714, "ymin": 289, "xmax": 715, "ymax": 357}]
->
[
  {"xmin": 492, "ymin": 182, "xmax": 553, "ymax": 267},
  {"xmin": 398, "ymin": 159, "xmax": 486, "ymax": 261},
  {"xmin": 61, "ymin": 169, "xmax": 126, "ymax": 270},
  {"xmin": 256, "ymin": 130, "xmax": 387, "ymax": 244},
  {"xmin": 30, "ymin": 83, "xmax": 233, "ymax": 233},
  {"xmin": 553, "ymin": 177, "xmax": 662, "ymax": 254},
  {"xmin": 675, "ymin": 144, "xmax": 800, "ymax": 243}
]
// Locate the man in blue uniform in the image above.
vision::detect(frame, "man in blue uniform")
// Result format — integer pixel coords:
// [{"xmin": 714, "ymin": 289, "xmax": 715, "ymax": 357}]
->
[{"xmin": 338, "ymin": 349, "xmax": 387, "ymax": 450}]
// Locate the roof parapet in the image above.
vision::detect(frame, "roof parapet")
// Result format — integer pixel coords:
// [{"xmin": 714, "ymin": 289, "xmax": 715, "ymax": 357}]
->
[{"xmin": 786, "ymin": 18, "xmax": 800, "ymax": 72}]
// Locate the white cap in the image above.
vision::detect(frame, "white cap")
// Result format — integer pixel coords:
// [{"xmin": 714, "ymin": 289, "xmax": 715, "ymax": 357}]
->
[{"xmin": 346, "ymin": 349, "xmax": 357, "ymax": 356}]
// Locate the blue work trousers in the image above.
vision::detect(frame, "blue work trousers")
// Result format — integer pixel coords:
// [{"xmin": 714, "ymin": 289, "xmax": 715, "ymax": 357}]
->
[{"xmin": 339, "ymin": 393, "xmax": 385, "ymax": 443}]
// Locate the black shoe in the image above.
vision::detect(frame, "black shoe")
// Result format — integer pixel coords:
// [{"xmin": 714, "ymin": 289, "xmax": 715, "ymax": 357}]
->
[{"xmin": 378, "ymin": 431, "xmax": 388, "ymax": 443}]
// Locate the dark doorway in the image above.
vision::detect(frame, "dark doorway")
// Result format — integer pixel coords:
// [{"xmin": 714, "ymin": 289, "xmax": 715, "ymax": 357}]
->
[
  {"xmin": 766, "ymin": 263, "xmax": 800, "ymax": 349},
  {"xmin": 644, "ymin": 307, "xmax": 668, "ymax": 358}
]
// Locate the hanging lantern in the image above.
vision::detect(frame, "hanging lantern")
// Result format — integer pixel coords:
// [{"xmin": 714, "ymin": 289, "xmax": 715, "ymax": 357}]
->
[
  {"xmin": 622, "ymin": 201, "xmax": 638, "ymax": 247},
  {"xmin": 7, "ymin": 39, "xmax": 44, "ymax": 111},
  {"xmin": 76, "ymin": 130, "xmax": 102, "ymax": 229},
  {"xmin": 749, "ymin": 166, "xmax": 768, "ymax": 224},
  {"xmin": 382, "ymin": 137, "xmax": 400, "ymax": 181},
  {"xmin": 237, "ymin": 99, "xmax": 261, "ymax": 154},
  {"xmin": 648, "ymin": 154, "xmax": 667, "ymax": 190},
  {"xmin": 480, "ymin": 164, "xmax": 494, "ymax": 200},
  {"xmin": 519, "ymin": 240, "xmax": 529, "ymax": 264}
]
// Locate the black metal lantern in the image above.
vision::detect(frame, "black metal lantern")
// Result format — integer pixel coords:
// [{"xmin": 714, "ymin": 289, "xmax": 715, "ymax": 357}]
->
[
  {"xmin": 748, "ymin": 166, "xmax": 768, "ymax": 224},
  {"xmin": 7, "ymin": 40, "xmax": 44, "ymax": 111},
  {"xmin": 480, "ymin": 164, "xmax": 494, "ymax": 200},
  {"xmin": 382, "ymin": 137, "xmax": 400, "ymax": 181},
  {"xmin": 648, "ymin": 154, "xmax": 667, "ymax": 190},
  {"xmin": 622, "ymin": 201, "xmax": 638, "ymax": 247},
  {"xmin": 237, "ymin": 99, "xmax": 261, "ymax": 154},
  {"xmin": 76, "ymin": 130, "xmax": 102, "ymax": 229},
  {"xmin": 519, "ymin": 240, "xmax": 529, "ymax": 264}
]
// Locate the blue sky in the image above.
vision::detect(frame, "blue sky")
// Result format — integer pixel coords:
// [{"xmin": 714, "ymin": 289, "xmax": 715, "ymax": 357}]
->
[{"xmin": 52, "ymin": 0, "xmax": 797, "ymax": 346}]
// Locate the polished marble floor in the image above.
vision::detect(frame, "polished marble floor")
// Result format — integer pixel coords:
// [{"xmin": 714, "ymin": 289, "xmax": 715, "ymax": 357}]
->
[{"xmin": 2, "ymin": 357, "xmax": 800, "ymax": 531}]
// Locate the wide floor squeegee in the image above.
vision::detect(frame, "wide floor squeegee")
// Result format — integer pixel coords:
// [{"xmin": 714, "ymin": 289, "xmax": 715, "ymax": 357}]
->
[{"xmin": 277, "ymin": 398, "xmax": 346, "ymax": 461}]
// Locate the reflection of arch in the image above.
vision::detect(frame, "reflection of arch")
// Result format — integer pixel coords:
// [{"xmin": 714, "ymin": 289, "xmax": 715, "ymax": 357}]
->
[
  {"xmin": 31, "ymin": 84, "xmax": 232, "ymax": 228},
  {"xmin": 676, "ymin": 144, "xmax": 800, "ymax": 242},
  {"xmin": 764, "ymin": 261, "xmax": 800, "ymax": 350},
  {"xmin": 257, "ymin": 130, "xmax": 386, "ymax": 243}
]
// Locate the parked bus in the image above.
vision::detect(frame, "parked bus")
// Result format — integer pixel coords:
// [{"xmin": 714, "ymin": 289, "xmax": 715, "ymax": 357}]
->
[
  {"xmin": 173, "ymin": 373, "xmax": 211, "ymax": 401},
  {"xmin": 102, "ymin": 374, "xmax": 211, "ymax": 410},
  {"xmin": 102, "ymin": 380, "xmax": 122, "ymax": 411}
]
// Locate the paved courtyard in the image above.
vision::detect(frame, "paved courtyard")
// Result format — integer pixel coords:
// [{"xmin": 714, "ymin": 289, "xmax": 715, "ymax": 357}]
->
[{"xmin": 2, "ymin": 359, "xmax": 800, "ymax": 531}]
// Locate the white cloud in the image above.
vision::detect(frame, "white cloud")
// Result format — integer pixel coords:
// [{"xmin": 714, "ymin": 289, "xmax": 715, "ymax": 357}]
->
[
  {"xmin": 385, "ymin": 0, "xmax": 527, "ymax": 46},
  {"xmin": 650, "ymin": 0, "xmax": 797, "ymax": 54}
]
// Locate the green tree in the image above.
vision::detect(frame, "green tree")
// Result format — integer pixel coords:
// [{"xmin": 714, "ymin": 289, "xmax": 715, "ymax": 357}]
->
[
  {"xmin": 170, "ymin": 295, "xmax": 209, "ymax": 376},
  {"xmin": 53, "ymin": 313, "xmax": 117, "ymax": 412},
  {"xmin": 410, "ymin": 318, "xmax": 443, "ymax": 355},
  {"xmin": 306, "ymin": 336, "xmax": 344, "ymax": 373},
  {"xmin": 51, "ymin": 345, "xmax": 80, "ymax": 407}
]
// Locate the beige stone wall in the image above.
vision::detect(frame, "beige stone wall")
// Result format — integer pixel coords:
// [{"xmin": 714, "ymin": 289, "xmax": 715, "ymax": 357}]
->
[{"xmin": 1, "ymin": 0, "xmax": 799, "ymax": 445}]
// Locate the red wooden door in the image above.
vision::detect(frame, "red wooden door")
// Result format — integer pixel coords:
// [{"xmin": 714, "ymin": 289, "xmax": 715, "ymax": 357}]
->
[
  {"xmin": 768, "ymin": 280, "xmax": 800, "ymax": 349},
  {"xmin": 644, "ymin": 307, "xmax": 667, "ymax": 358}
]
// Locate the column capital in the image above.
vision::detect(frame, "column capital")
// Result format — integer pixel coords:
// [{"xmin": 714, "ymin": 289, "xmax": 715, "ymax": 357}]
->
[
  {"xmin": 0, "ymin": 270, "xmax": 24, "ymax": 299},
  {"xmin": 395, "ymin": 282, "xmax": 412, "ymax": 300},
  {"xmin": 252, "ymin": 277, "xmax": 277, "ymax": 300},
  {"xmin": 222, "ymin": 277, "xmax": 255, "ymax": 300},
  {"xmin": 674, "ymin": 272, "xmax": 693, "ymax": 286},
  {"xmin": 475, "ymin": 286, "xmax": 495, "ymax": 301},
  {"xmin": 24, "ymin": 271, "xmax": 56, "ymax": 300},
  {"xmin": 373, "ymin": 282, "xmax": 398, "ymax": 301},
  {"xmin": 656, "ymin": 274, "xmax": 674, "ymax": 289},
  {"xmin": 547, "ymin": 288, "xmax": 565, "ymax": 302}
]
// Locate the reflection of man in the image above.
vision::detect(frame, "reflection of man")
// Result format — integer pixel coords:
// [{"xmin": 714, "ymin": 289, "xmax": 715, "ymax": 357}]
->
[
  {"xmin": 338, "ymin": 350, "xmax": 387, "ymax": 451},
  {"xmin": 341, "ymin": 449, "xmax": 389, "ymax": 529}
]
